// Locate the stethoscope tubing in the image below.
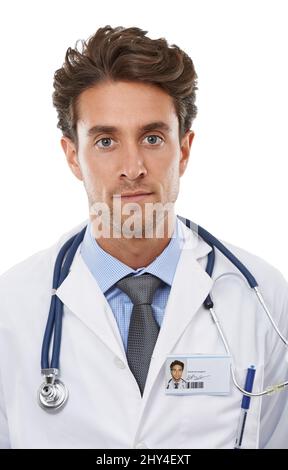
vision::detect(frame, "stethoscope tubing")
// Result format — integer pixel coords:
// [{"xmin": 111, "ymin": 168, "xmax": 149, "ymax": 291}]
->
[{"xmin": 41, "ymin": 227, "xmax": 86, "ymax": 370}]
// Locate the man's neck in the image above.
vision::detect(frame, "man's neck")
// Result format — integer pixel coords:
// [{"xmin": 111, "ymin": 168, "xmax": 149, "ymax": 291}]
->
[
  {"xmin": 92, "ymin": 215, "xmax": 176, "ymax": 269},
  {"xmin": 96, "ymin": 235, "xmax": 171, "ymax": 269}
]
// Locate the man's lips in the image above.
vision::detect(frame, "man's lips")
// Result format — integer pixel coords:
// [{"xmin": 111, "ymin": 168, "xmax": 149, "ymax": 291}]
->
[{"xmin": 115, "ymin": 192, "xmax": 154, "ymax": 201}]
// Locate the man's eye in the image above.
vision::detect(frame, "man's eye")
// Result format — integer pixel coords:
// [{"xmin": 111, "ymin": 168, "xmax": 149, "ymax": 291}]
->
[
  {"xmin": 95, "ymin": 135, "xmax": 163, "ymax": 149},
  {"xmin": 95, "ymin": 137, "xmax": 114, "ymax": 148},
  {"xmin": 144, "ymin": 135, "xmax": 163, "ymax": 145}
]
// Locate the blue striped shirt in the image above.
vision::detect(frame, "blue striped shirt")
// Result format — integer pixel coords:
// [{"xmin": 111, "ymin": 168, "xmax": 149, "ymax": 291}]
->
[{"xmin": 80, "ymin": 216, "xmax": 183, "ymax": 352}]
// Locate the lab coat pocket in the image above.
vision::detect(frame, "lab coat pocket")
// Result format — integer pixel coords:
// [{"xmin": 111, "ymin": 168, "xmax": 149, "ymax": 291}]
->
[{"xmin": 179, "ymin": 364, "xmax": 264, "ymax": 448}]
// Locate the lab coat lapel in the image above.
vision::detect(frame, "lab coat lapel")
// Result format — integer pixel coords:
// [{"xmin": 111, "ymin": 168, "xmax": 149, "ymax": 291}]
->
[
  {"xmin": 142, "ymin": 226, "xmax": 214, "ymax": 402},
  {"xmin": 55, "ymin": 250, "xmax": 126, "ymax": 362}
]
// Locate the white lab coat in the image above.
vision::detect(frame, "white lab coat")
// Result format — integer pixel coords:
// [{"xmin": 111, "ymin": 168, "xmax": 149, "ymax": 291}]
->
[{"xmin": 0, "ymin": 219, "xmax": 288, "ymax": 449}]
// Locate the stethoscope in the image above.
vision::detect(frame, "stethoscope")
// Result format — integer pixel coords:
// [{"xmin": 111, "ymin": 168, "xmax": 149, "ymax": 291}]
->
[{"xmin": 38, "ymin": 215, "xmax": 288, "ymax": 411}]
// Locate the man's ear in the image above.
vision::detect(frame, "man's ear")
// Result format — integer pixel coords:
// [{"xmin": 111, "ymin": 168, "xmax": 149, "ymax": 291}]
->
[
  {"xmin": 60, "ymin": 136, "xmax": 83, "ymax": 181},
  {"xmin": 179, "ymin": 130, "xmax": 195, "ymax": 177}
]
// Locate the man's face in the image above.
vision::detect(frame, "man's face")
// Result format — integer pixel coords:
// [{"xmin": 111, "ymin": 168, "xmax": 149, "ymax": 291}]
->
[
  {"xmin": 61, "ymin": 80, "xmax": 194, "ymax": 237},
  {"xmin": 171, "ymin": 365, "xmax": 183, "ymax": 382}
]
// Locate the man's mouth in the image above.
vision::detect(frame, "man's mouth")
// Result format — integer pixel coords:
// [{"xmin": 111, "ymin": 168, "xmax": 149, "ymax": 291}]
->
[{"xmin": 116, "ymin": 192, "xmax": 154, "ymax": 202}]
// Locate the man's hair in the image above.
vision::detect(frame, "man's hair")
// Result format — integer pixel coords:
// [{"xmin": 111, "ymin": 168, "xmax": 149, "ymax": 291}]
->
[
  {"xmin": 52, "ymin": 25, "xmax": 198, "ymax": 149},
  {"xmin": 170, "ymin": 360, "xmax": 184, "ymax": 370}
]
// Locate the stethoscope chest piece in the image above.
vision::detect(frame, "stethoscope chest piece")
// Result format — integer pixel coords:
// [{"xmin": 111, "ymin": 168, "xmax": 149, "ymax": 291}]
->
[{"xmin": 38, "ymin": 368, "xmax": 68, "ymax": 411}]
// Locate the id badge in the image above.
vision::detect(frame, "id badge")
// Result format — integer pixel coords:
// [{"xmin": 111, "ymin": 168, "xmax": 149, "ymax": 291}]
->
[{"xmin": 165, "ymin": 354, "xmax": 231, "ymax": 395}]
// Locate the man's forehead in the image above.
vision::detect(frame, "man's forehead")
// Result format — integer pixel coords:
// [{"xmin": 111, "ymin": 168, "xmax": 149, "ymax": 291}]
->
[{"xmin": 76, "ymin": 81, "xmax": 179, "ymax": 129}]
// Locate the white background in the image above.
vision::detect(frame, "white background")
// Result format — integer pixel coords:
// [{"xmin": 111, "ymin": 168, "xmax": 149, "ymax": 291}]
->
[{"xmin": 0, "ymin": 0, "xmax": 287, "ymax": 278}]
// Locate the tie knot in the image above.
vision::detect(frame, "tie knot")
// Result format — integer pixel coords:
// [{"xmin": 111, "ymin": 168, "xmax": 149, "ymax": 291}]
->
[{"xmin": 115, "ymin": 273, "xmax": 163, "ymax": 305}]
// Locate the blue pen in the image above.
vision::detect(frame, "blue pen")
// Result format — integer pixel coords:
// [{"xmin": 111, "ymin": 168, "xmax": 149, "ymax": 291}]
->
[{"xmin": 234, "ymin": 365, "xmax": 256, "ymax": 449}]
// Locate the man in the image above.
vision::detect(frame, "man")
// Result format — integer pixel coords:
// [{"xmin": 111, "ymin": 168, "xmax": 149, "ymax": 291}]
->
[
  {"xmin": 166, "ymin": 360, "xmax": 187, "ymax": 390},
  {"xmin": 0, "ymin": 25, "xmax": 288, "ymax": 449}
]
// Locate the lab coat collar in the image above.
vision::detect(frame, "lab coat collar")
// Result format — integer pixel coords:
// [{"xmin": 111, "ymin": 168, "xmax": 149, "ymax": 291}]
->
[{"xmin": 55, "ymin": 219, "xmax": 214, "ymax": 396}]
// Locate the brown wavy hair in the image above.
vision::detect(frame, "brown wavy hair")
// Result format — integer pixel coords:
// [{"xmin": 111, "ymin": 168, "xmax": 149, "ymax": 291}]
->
[{"xmin": 52, "ymin": 25, "xmax": 198, "ymax": 149}]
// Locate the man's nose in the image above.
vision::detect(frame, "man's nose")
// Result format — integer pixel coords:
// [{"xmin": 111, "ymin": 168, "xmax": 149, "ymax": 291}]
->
[{"xmin": 118, "ymin": 143, "xmax": 148, "ymax": 180}]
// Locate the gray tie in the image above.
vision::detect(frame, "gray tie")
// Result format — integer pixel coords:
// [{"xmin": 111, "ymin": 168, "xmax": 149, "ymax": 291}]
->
[{"xmin": 115, "ymin": 273, "xmax": 163, "ymax": 396}]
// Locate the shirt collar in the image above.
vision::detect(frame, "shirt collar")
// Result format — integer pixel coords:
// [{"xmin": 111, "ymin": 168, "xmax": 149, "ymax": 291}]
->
[{"xmin": 80, "ymin": 214, "xmax": 183, "ymax": 293}]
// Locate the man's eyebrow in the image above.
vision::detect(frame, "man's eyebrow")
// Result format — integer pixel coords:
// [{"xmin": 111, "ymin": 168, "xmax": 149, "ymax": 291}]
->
[{"xmin": 87, "ymin": 121, "xmax": 172, "ymax": 137}]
